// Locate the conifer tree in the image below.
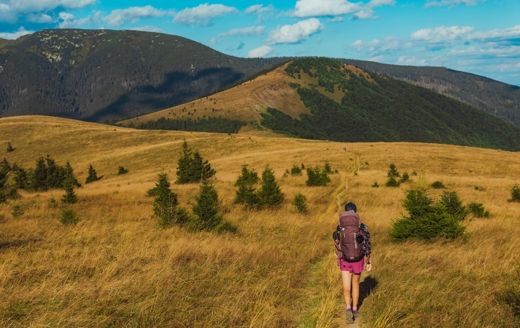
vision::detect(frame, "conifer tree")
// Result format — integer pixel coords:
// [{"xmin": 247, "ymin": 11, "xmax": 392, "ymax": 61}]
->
[
  {"xmin": 45, "ymin": 156, "xmax": 65, "ymax": 189},
  {"xmin": 192, "ymin": 182, "xmax": 223, "ymax": 230},
  {"xmin": 12, "ymin": 164, "xmax": 29, "ymax": 189},
  {"xmin": 85, "ymin": 164, "xmax": 101, "ymax": 184},
  {"xmin": 153, "ymin": 174, "xmax": 188, "ymax": 227},
  {"xmin": 257, "ymin": 167, "xmax": 284, "ymax": 207},
  {"xmin": 388, "ymin": 164, "xmax": 400, "ymax": 178},
  {"xmin": 62, "ymin": 179, "xmax": 77, "ymax": 204},
  {"xmin": 63, "ymin": 162, "xmax": 81, "ymax": 187},
  {"xmin": 176, "ymin": 141, "xmax": 193, "ymax": 184},
  {"xmin": 32, "ymin": 157, "xmax": 48, "ymax": 190},
  {"xmin": 234, "ymin": 166, "xmax": 260, "ymax": 207}
]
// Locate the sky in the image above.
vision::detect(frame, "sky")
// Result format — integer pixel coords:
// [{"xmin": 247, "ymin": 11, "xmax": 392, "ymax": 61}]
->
[{"xmin": 0, "ymin": 0, "xmax": 520, "ymax": 85}]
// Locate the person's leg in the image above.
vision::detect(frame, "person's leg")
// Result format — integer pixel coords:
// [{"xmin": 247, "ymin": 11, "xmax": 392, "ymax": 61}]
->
[
  {"xmin": 341, "ymin": 270, "xmax": 353, "ymax": 309},
  {"xmin": 352, "ymin": 273, "xmax": 361, "ymax": 311}
]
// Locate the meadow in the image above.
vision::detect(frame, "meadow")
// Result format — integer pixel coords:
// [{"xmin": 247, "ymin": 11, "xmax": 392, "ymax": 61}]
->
[{"xmin": 0, "ymin": 116, "xmax": 519, "ymax": 327}]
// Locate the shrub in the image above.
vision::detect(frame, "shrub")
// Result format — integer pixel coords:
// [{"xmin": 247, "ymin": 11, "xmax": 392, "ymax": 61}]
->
[
  {"xmin": 60, "ymin": 209, "xmax": 78, "ymax": 225},
  {"xmin": 234, "ymin": 166, "xmax": 260, "ymax": 208},
  {"xmin": 11, "ymin": 205, "xmax": 24, "ymax": 218},
  {"xmin": 388, "ymin": 164, "xmax": 400, "ymax": 178},
  {"xmin": 439, "ymin": 191, "xmax": 467, "ymax": 220},
  {"xmin": 191, "ymin": 182, "xmax": 235, "ymax": 232},
  {"xmin": 324, "ymin": 161, "xmax": 333, "ymax": 174},
  {"xmin": 400, "ymin": 172, "xmax": 410, "ymax": 183},
  {"xmin": 390, "ymin": 188, "xmax": 465, "ymax": 241},
  {"xmin": 372, "ymin": 182, "xmax": 380, "ymax": 188},
  {"xmin": 290, "ymin": 165, "xmax": 302, "ymax": 176},
  {"xmin": 293, "ymin": 193, "xmax": 308, "ymax": 214},
  {"xmin": 467, "ymin": 202, "xmax": 490, "ymax": 218},
  {"xmin": 85, "ymin": 165, "xmax": 101, "ymax": 184},
  {"xmin": 258, "ymin": 167, "xmax": 284, "ymax": 207},
  {"xmin": 152, "ymin": 174, "xmax": 188, "ymax": 227},
  {"xmin": 306, "ymin": 167, "xmax": 330, "ymax": 186},
  {"xmin": 510, "ymin": 185, "xmax": 520, "ymax": 202},
  {"xmin": 118, "ymin": 166, "xmax": 128, "ymax": 175},
  {"xmin": 431, "ymin": 181, "xmax": 446, "ymax": 189},
  {"xmin": 385, "ymin": 177, "xmax": 400, "ymax": 187}
]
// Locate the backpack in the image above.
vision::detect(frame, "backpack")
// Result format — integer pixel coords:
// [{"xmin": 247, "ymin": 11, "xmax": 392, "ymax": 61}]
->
[{"xmin": 335, "ymin": 211, "xmax": 364, "ymax": 262}]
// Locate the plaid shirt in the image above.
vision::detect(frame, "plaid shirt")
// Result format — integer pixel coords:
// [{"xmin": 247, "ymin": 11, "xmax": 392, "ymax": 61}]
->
[{"xmin": 359, "ymin": 223, "xmax": 371, "ymax": 258}]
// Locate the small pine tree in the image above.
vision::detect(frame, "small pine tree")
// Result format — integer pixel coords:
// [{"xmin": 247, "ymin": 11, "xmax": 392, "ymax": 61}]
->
[
  {"xmin": 0, "ymin": 158, "xmax": 9, "ymax": 189},
  {"xmin": 192, "ymin": 182, "xmax": 224, "ymax": 230},
  {"xmin": 467, "ymin": 202, "xmax": 490, "ymax": 218},
  {"xmin": 385, "ymin": 176, "xmax": 400, "ymax": 187},
  {"xmin": 12, "ymin": 164, "xmax": 29, "ymax": 189},
  {"xmin": 118, "ymin": 166, "xmax": 129, "ymax": 175},
  {"xmin": 63, "ymin": 162, "xmax": 81, "ymax": 187},
  {"xmin": 234, "ymin": 166, "xmax": 260, "ymax": 207},
  {"xmin": 400, "ymin": 172, "xmax": 410, "ymax": 183},
  {"xmin": 45, "ymin": 156, "xmax": 64, "ymax": 189},
  {"xmin": 60, "ymin": 208, "xmax": 79, "ymax": 225},
  {"xmin": 85, "ymin": 165, "xmax": 101, "ymax": 184},
  {"xmin": 510, "ymin": 185, "xmax": 520, "ymax": 202},
  {"xmin": 6, "ymin": 142, "xmax": 15, "ymax": 153},
  {"xmin": 293, "ymin": 193, "xmax": 308, "ymax": 214},
  {"xmin": 431, "ymin": 181, "xmax": 446, "ymax": 189},
  {"xmin": 62, "ymin": 179, "xmax": 78, "ymax": 204},
  {"xmin": 257, "ymin": 167, "xmax": 284, "ymax": 207},
  {"xmin": 387, "ymin": 164, "xmax": 400, "ymax": 178},
  {"xmin": 32, "ymin": 157, "xmax": 48, "ymax": 191},
  {"xmin": 290, "ymin": 165, "xmax": 302, "ymax": 176},
  {"xmin": 152, "ymin": 174, "xmax": 187, "ymax": 227},
  {"xmin": 176, "ymin": 141, "xmax": 193, "ymax": 184},
  {"xmin": 306, "ymin": 167, "xmax": 330, "ymax": 186},
  {"xmin": 440, "ymin": 191, "xmax": 467, "ymax": 220},
  {"xmin": 324, "ymin": 161, "xmax": 333, "ymax": 174}
]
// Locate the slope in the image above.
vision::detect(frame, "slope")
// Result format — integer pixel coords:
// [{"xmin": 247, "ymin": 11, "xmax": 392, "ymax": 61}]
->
[
  {"xmin": 346, "ymin": 59, "xmax": 520, "ymax": 128},
  {"xmin": 0, "ymin": 29, "xmax": 284, "ymax": 122},
  {"xmin": 1, "ymin": 115, "xmax": 519, "ymax": 327},
  {"xmin": 122, "ymin": 58, "xmax": 520, "ymax": 151}
]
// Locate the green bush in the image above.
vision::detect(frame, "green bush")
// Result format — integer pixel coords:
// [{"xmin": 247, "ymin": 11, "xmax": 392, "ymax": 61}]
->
[
  {"xmin": 440, "ymin": 191, "xmax": 467, "ymax": 220},
  {"xmin": 306, "ymin": 167, "xmax": 330, "ymax": 186},
  {"xmin": 6, "ymin": 142, "xmax": 15, "ymax": 153},
  {"xmin": 510, "ymin": 185, "xmax": 520, "ymax": 202},
  {"xmin": 467, "ymin": 202, "xmax": 490, "ymax": 218},
  {"xmin": 85, "ymin": 164, "xmax": 102, "ymax": 184},
  {"xmin": 372, "ymin": 182, "xmax": 380, "ymax": 188},
  {"xmin": 290, "ymin": 165, "xmax": 302, "ymax": 176},
  {"xmin": 60, "ymin": 209, "xmax": 79, "ymax": 225},
  {"xmin": 386, "ymin": 164, "xmax": 401, "ymax": 187},
  {"xmin": 258, "ymin": 167, "xmax": 284, "ymax": 207},
  {"xmin": 293, "ymin": 193, "xmax": 308, "ymax": 214},
  {"xmin": 176, "ymin": 141, "xmax": 215, "ymax": 184},
  {"xmin": 191, "ymin": 182, "xmax": 236, "ymax": 233},
  {"xmin": 118, "ymin": 166, "xmax": 128, "ymax": 175},
  {"xmin": 385, "ymin": 177, "xmax": 400, "ymax": 187},
  {"xmin": 152, "ymin": 174, "xmax": 188, "ymax": 227},
  {"xmin": 390, "ymin": 188, "xmax": 465, "ymax": 241},
  {"xmin": 234, "ymin": 166, "xmax": 260, "ymax": 208},
  {"xmin": 431, "ymin": 181, "xmax": 446, "ymax": 189},
  {"xmin": 400, "ymin": 172, "xmax": 410, "ymax": 183},
  {"xmin": 62, "ymin": 180, "xmax": 77, "ymax": 204}
]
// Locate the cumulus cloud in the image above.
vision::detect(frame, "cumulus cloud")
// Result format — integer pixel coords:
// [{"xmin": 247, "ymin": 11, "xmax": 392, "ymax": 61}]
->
[
  {"xmin": 411, "ymin": 26, "xmax": 474, "ymax": 43},
  {"xmin": 245, "ymin": 4, "xmax": 273, "ymax": 15},
  {"xmin": 248, "ymin": 45, "xmax": 272, "ymax": 58},
  {"xmin": 220, "ymin": 26, "xmax": 265, "ymax": 37},
  {"xmin": 58, "ymin": 11, "xmax": 102, "ymax": 28},
  {"xmin": 425, "ymin": 0, "xmax": 479, "ymax": 8},
  {"xmin": 294, "ymin": 0, "xmax": 393, "ymax": 19},
  {"xmin": 269, "ymin": 18, "xmax": 323, "ymax": 44},
  {"xmin": 0, "ymin": 0, "xmax": 95, "ymax": 22},
  {"xmin": 26, "ymin": 13, "xmax": 53, "ymax": 23},
  {"xmin": 105, "ymin": 6, "xmax": 166, "ymax": 26},
  {"xmin": 173, "ymin": 4, "xmax": 237, "ymax": 25},
  {"xmin": 0, "ymin": 26, "xmax": 33, "ymax": 39}
]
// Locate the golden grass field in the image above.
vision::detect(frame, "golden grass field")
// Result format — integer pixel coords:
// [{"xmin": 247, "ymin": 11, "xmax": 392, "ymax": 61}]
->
[{"xmin": 1, "ymin": 115, "xmax": 519, "ymax": 327}]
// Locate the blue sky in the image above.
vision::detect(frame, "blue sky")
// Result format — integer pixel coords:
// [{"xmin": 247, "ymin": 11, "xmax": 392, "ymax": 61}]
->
[{"xmin": 1, "ymin": 0, "xmax": 519, "ymax": 85}]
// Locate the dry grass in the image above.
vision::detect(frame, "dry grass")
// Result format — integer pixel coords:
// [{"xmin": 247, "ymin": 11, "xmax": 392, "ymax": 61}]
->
[{"xmin": 0, "ymin": 116, "xmax": 519, "ymax": 327}]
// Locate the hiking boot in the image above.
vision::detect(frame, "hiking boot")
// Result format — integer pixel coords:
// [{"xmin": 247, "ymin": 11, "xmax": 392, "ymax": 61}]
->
[
  {"xmin": 346, "ymin": 308, "xmax": 354, "ymax": 324},
  {"xmin": 352, "ymin": 308, "xmax": 360, "ymax": 322}
]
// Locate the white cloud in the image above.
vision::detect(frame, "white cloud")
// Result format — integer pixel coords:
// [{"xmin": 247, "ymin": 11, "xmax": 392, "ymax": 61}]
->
[
  {"xmin": 0, "ymin": 26, "xmax": 33, "ymax": 39},
  {"xmin": 294, "ymin": 0, "xmax": 360, "ymax": 17},
  {"xmin": 0, "ymin": 0, "xmax": 95, "ymax": 22},
  {"xmin": 173, "ymin": 4, "xmax": 237, "ymax": 25},
  {"xmin": 294, "ymin": 0, "xmax": 393, "ymax": 19},
  {"xmin": 425, "ymin": 0, "xmax": 479, "ymax": 8},
  {"xmin": 105, "ymin": 6, "xmax": 165, "ymax": 26},
  {"xmin": 269, "ymin": 18, "xmax": 323, "ymax": 44},
  {"xmin": 245, "ymin": 4, "xmax": 273, "ymax": 15},
  {"xmin": 220, "ymin": 26, "xmax": 265, "ymax": 37},
  {"xmin": 26, "ymin": 13, "xmax": 53, "ymax": 23},
  {"xmin": 58, "ymin": 11, "xmax": 102, "ymax": 28},
  {"xmin": 411, "ymin": 26, "xmax": 474, "ymax": 42},
  {"xmin": 128, "ymin": 26, "xmax": 163, "ymax": 33},
  {"xmin": 248, "ymin": 45, "xmax": 272, "ymax": 58}
]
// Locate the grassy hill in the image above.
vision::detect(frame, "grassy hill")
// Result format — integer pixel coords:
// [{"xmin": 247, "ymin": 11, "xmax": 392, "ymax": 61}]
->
[
  {"xmin": 123, "ymin": 58, "xmax": 520, "ymax": 151},
  {"xmin": 347, "ymin": 59, "xmax": 520, "ymax": 128},
  {"xmin": 0, "ymin": 29, "xmax": 283, "ymax": 122},
  {"xmin": 1, "ymin": 116, "xmax": 519, "ymax": 327}
]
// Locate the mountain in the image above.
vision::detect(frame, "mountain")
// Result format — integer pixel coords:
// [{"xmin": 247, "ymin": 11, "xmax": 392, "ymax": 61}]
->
[
  {"xmin": 122, "ymin": 58, "xmax": 520, "ymax": 151},
  {"xmin": 346, "ymin": 59, "xmax": 520, "ymax": 128},
  {"xmin": 0, "ymin": 29, "xmax": 284, "ymax": 122}
]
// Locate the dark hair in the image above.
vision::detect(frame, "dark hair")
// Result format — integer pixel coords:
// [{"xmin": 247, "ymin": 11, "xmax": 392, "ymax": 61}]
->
[{"xmin": 345, "ymin": 202, "xmax": 357, "ymax": 212}]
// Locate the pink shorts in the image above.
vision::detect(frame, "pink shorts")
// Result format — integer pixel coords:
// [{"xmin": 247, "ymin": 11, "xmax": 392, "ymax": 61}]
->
[{"xmin": 338, "ymin": 258, "xmax": 364, "ymax": 274}]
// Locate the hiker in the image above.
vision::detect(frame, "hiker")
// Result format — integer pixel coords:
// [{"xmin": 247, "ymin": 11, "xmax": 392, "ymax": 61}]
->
[{"xmin": 333, "ymin": 202, "xmax": 372, "ymax": 323}]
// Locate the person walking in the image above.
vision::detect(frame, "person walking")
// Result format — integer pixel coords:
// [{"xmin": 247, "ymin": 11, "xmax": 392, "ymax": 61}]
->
[{"xmin": 333, "ymin": 202, "xmax": 372, "ymax": 324}]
